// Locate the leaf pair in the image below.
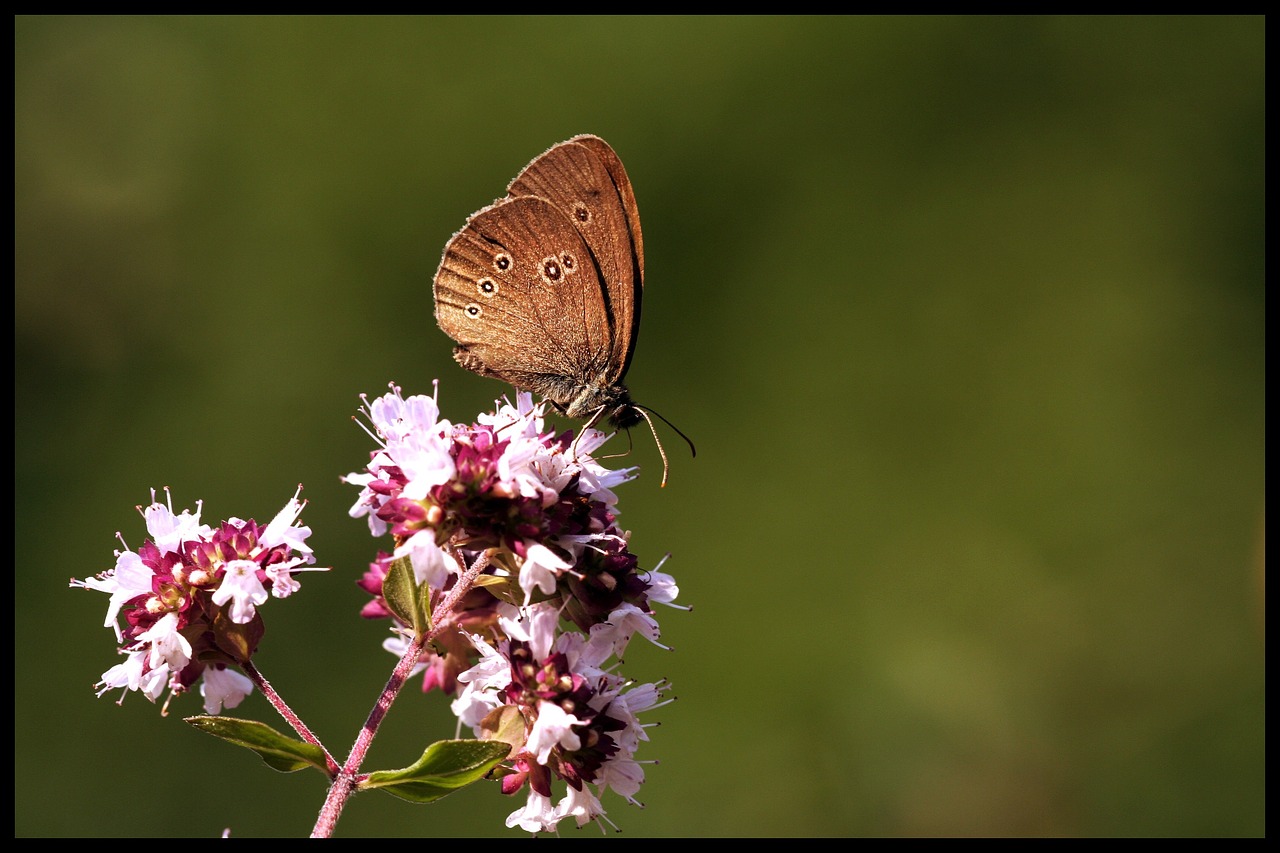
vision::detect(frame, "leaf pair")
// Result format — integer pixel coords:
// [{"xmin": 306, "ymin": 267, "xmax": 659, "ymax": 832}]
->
[{"xmin": 187, "ymin": 716, "xmax": 510, "ymax": 805}]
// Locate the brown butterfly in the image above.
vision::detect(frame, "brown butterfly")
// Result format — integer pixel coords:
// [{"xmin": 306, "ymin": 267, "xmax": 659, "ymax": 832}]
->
[{"xmin": 433, "ymin": 134, "xmax": 691, "ymax": 483}]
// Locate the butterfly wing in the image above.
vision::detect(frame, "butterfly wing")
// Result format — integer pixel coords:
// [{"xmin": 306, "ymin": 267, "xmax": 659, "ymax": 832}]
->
[
  {"xmin": 507, "ymin": 135, "xmax": 644, "ymax": 386},
  {"xmin": 433, "ymin": 194, "xmax": 614, "ymax": 409}
]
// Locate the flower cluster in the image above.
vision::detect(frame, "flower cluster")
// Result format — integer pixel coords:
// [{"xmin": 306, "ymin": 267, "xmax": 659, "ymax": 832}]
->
[
  {"xmin": 344, "ymin": 384, "xmax": 679, "ymax": 833},
  {"xmin": 71, "ymin": 488, "xmax": 319, "ymax": 713}
]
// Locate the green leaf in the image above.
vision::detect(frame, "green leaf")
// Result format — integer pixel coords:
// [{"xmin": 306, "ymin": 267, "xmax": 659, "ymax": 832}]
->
[
  {"xmin": 469, "ymin": 573, "xmax": 510, "ymax": 590},
  {"xmin": 381, "ymin": 554, "xmax": 422, "ymax": 633},
  {"xmin": 478, "ymin": 705, "xmax": 528, "ymax": 752},
  {"xmin": 417, "ymin": 578, "xmax": 434, "ymax": 637},
  {"xmin": 361, "ymin": 739, "xmax": 511, "ymax": 804},
  {"xmin": 186, "ymin": 715, "xmax": 330, "ymax": 775}
]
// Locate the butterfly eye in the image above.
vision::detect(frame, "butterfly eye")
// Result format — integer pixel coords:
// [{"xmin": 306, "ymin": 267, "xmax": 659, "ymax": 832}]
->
[
  {"xmin": 573, "ymin": 202, "xmax": 591, "ymax": 224},
  {"xmin": 494, "ymin": 253, "xmax": 512, "ymax": 272},
  {"xmin": 541, "ymin": 257, "xmax": 564, "ymax": 283},
  {"xmin": 464, "ymin": 303, "xmax": 483, "ymax": 318},
  {"xmin": 478, "ymin": 278, "xmax": 498, "ymax": 295},
  {"xmin": 560, "ymin": 253, "xmax": 576, "ymax": 273}
]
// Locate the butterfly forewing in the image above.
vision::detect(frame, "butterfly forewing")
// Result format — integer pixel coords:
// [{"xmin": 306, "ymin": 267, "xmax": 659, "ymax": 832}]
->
[
  {"xmin": 433, "ymin": 195, "xmax": 614, "ymax": 402},
  {"xmin": 507, "ymin": 136, "xmax": 644, "ymax": 384},
  {"xmin": 566, "ymin": 135, "xmax": 644, "ymax": 285}
]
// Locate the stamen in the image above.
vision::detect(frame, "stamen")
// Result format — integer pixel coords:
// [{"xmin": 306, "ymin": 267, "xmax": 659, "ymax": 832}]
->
[{"xmin": 351, "ymin": 414, "xmax": 385, "ymax": 447}]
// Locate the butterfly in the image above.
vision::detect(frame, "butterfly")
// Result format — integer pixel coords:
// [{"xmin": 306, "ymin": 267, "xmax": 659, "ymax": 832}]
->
[{"xmin": 432, "ymin": 134, "xmax": 691, "ymax": 484}]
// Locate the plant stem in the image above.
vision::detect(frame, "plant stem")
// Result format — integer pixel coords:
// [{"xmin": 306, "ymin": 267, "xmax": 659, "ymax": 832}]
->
[
  {"xmin": 309, "ymin": 547, "xmax": 493, "ymax": 838},
  {"xmin": 243, "ymin": 659, "xmax": 339, "ymax": 774}
]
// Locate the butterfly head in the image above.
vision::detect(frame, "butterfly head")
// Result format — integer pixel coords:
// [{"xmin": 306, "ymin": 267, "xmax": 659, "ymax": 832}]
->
[
  {"xmin": 554, "ymin": 381, "xmax": 695, "ymax": 489},
  {"xmin": 558, "ymin": 381, "xmax": 643, "ymax": 430}
]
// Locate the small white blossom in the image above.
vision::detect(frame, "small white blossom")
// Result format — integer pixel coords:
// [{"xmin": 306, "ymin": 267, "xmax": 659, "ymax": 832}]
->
[
  {"xmin": 518, "ymin": 543, "xmax": 572, "ymax": 602},
  {"xmin": 555, "ymin": 784, "xmax": 607, "ymax": 828},
  {"xmin": 264, "ymin": 562, "xmax": 303, "ymax": 599},
  {"xmin": 95, "ymin": 648, "xmax": 149, "ymax": 699},
  {"xmin": 259, "ymin": 487, "xmax": 314, "ymax": 558},
  {"xmin": 141, "ymin": 493, "xmax": 209, "ymax": 554},
  {"xmin": 200, "ymin": 666, "xmax": 254, "ymax": 714},
  {"xmin": 394, "ymin": 532, "xmax": 460, "ymax": 589},
  {"xmin": 137, "ymin": 612, "xmax": 192, "ymax": 672},
  {"xmin": 526, "ymin": 700, "xmax": 587, "ymax": 766},
  {"xmin": 73, "ymin": 550, "xmax": 155, "ymax": 641},
  {"xmin": 450, "ymin": 636, "xmax": 512, "ymax": 728},
  {"xmin": 497, "ymin": 601, "xmax": 560, "ymax": 661},
  {"xmin": 596, "ymin": 756, "xmax": 645, "ymax": 802},
  {"xmin": 211, "ymin": 559, "xmax": 269, "ymax": 624},
  {"xmin": 506, "ymin": 791, "xmax": 560, "ymax": 834}
]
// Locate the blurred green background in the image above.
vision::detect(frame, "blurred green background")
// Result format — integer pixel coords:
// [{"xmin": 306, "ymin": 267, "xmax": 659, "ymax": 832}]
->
[{"xmin": 15, "ymin": 16, "xmax": 1263, "ymax": 838}]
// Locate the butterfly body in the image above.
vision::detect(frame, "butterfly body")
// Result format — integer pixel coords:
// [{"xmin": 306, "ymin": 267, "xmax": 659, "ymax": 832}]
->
[{"xmin": 433, "ymin": 134, "xmax": 645, "ymax": 431}]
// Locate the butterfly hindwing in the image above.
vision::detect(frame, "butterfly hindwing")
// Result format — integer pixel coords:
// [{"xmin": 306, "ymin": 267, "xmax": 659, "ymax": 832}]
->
[{"xmin": 433, "ymin": 194, "xmax": 614, "ymax": 406}]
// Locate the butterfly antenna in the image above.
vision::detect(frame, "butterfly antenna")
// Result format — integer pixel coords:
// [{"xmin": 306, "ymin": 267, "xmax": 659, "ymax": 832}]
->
[
  {"xmin": 634, "ymin": 407, "xmax": 671, "ymax": 488},
  {"xmin": 636, "ymin": 404, "xmax": 696, "ymax": 459},
  {"xmin": 635, "ymin": 404, "xmax": 696, "ymax": 488}
]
